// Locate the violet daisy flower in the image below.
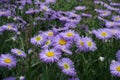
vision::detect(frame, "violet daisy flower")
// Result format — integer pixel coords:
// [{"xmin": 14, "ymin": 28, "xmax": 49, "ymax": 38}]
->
[
  {"xmin": 39, "ymin": 48, "xmax": 61, "ymax": 63},
  {"xmin": 43, "ymin": 30, "xmax": 55, "ymax": 39},
  {"xmin": 75, "ymin": 36, "xmax": 87, "ymax": 52},
  {"xmin": 53, "ymin": 35, "xmax": 72, "ymax": 50},
  {"xmin": 68, "ymin": 77, "xmax": 80, "ymax": 80},
  {"xmin": 112, "ymin": 15, "xmax": 120, "ymax": 22},
  {"xmin": 45, "ymin": 0, "xmax": 56, "ymax": 4},
  {"xmin": 2, "ymin": 23, "xmax": 18, "ymax": 32},
  {"xmin": 0, "ymin": 10, "xmax": 11, "ymax": 17},
  {"xmin": 75, "ymin": 6, "xmax": 86, "ymax": 11},
  {"xmin": 3, "ymin": 76, "xmax": 16, "ymax": 80},
  {"xmin": 92, "ymin": 28, "xmax": 113, "ymax": 40},
  {"xmin": 105, "ymin": 21, "xmax": 117, "ymax": 28},
  {"xmin": 116, "ymin": 50, "xmax": 120, "ymax": 61},
  {"xmin": 30, "ymin": 34, "xmax": 46, "ymax": 46},
  {"xmin": 59, "ymin": 30, "xmax": 76, "ymax": 41},
  {"xmin": 58, "ymin": 58, "xmax": 76, "ymax": 76},
  {"xmin": 99, "ymin": 10, "xmax": 111, "ymax": 17},
  {"xmin": 84, "ymin": 37, "xmax": 97, "ymax": 51},
  {"xmin": 110, "ymin": 61, "xmax": 120, "ymax": 77},
  {"xmin": 11, "ymin": 48, "xmax": 26, "ymax": 57},
  {"xmin": 0, "ymin": 54, "xmax": 17, "ymax": 68}
]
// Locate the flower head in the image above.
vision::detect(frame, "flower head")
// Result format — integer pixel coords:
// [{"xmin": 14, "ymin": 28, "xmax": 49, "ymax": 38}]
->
[
  {"xmin": 0, "ymin": 54, "xmax": 17, "ymax": 68},
  {"xmin": 110, "ymin": 61, "xmax": 120, "ymax": 77},
  {"xmin": 92, "ymin": 28, "xmax": 112, "ymax": 40},
  {"xmin": 39, "ymin": 48, "xmax": 61, "ymax": 63},
  {"xmin": 58, "ymin": 58, "xmax": 76, "ymax": 76},
  {"xmin": 11, "ymin": 48, "xmax": 26, "ymax": 57}
]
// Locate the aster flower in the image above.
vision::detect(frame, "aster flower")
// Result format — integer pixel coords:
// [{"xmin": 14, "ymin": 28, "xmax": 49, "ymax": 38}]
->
[
  {"xmin": 53, "ymin": 35, "xmax": 72, "ymax": 50},
  {"xmin": 39, "ymin": 48, "xmax": 61, "ymax": 63},
  {"xmin": 58, "ymin": 58, "xmax": 76, "ymax": 76},
  {"xmin": 43, "ymin": 30, "xmax": 55, "ymax": 39},
  {"xmin": 105, "ymin": 21, "xmax": 117, "ymax": 28},
  {"xmin": 110, "ymin": 3, "xmax": 120, "ymax": 6},
  {"xmin": 64, "ymin": 22, "xmax": 77, "ymax": 28},
  {"xmin": 81, "ymin": 13, "xmax": 92, "ymax": 18},
  {"xmin": 92, "ymin": 28, "xmax": 113, "ymax": 40},
  {"xmin": 110, "ymin": 61, "xmax": 120, "ymax": 77},
  {"xmin": 2, "ymin": 23, "xmax": 17, "ymax": 32},
  {"xmin": 0, "ymin": 54, "xmax": 17, "ymax": 68},
  {"xmin": 3, "ymin": 76, "xmax": 16, "ymax": 80},
  {"xmin": 11, "ymin": 48, "xmax": 26, "ymax": 57},
  {"xmin": 116, "ymin": 50, "xmax": 120, "ymax": 61},
  {"xmin": 0, "ymin": 10, "xmax": 11, "ymax": 17},
  {"xmin": 75, "ymin": 6, "xmax": 86, "ymax": 11},
  {"xmin": 30, "ymin": 34, "xmax": 46, "ymax": 46},
  {"xmin": 75, "ymin": 36, "xmax": 87, "ymax": 52},
  {"xmin": 40, "ymin": 4, "xmax": 51, "ymax": 11},
  {"xmin": 45, "ymin": 0, "xmax": 56, "ymax": 4},
  {"xmin": 99, "ymin": 10, "xmax": 111, "ymax": 17},
  {"xmin": 68, "ymin": 77, "xmax": 80, "ymax": 80},
  {"xmin": 112, "ymin": 15, "xmax": 120, "ymax": 22},
  {"xmin": 59, "ymin": 30, "xmax": 76, "ymax": 41},
  {"xmin": 84, "ymin": 37, "xmax": 97, "ymax": 51}
]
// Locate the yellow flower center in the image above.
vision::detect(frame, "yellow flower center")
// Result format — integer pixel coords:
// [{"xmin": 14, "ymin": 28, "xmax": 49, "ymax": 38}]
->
[
  {"xmin": 43, "ymin": 6, "xmax": 48, "ymax": 11},
  {"xmin": 36, "ymin": 36, "xmax": 42, "ymax": 41},
  {"xmin": 116, "ymin": 66, "xmax": 120, "ymax": 72},
  {"xmin": 115, "ymin": 17, "xmax": 120, "ymax": 21},
  {"xmin": 101, "ymin": 32, "xmax": 107, "ymax": 37},
  {"xmin": 46, "ymin": 40, "xmax": 51, "ymax": 45},
  {"xmin": 103, "ymin": 12, "xmax": 107, "ymax": 14},
  {"xmin": 4, "ymin": 58, "xmax": 11, "ymax": 64},
  {"xmin": 59, "ymin": 39, "xmax": 67, "ymax": 45},
  {"xmin": 46, "ymin": 52, "xmax": 54, "ymax": 57},
  {"xmin": 87, "ymin": 41, "xmax": 92, "ymax": 47},
  {"xmin": 63, "ymin": 63, "xmax": 69, "ymax": 69},
  {"xmin": 7, "ymin": 25, "xmax": 12, "ymax": 29},
  {"xmin": 17, "ymin": 50, "xmax": 22, "ymax": 55},
  {"xmin": 66, "ymin": 32, "xmax": 73, "ymax": 37},
  {"xmin": 80, "ymin": 41, "xmax": 84, "ymax": 46},
  {"xmin": 48, "ymin": 32, "xmax": 53, "ymax": 36}
]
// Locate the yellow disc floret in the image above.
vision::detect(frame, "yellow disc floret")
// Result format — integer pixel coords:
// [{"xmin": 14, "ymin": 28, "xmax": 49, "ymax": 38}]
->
[
  {"xmin": 46, "ymin": 52, "xmax": 54, "ymax": 57},
  {"xmin": 59, "ymin": 39, "xmax": 67, "ymax": 45},
  {"xmin": 4, "ymin": 58, "xmax": 11, "ymax": 64},
  {"xmin": 66, "ymin": 32, "xmax": 73, "ymax": 37},
  {"xmin": 101, "ymin": 32, "xmax": 107, "ymax": 37},
  {"xmin": 116, "ymin": 66, "xmax": 120, "ymax": 72},
  {"xmin": 63, "ymin": 63, "xmax": 69, "ymax": 69}
]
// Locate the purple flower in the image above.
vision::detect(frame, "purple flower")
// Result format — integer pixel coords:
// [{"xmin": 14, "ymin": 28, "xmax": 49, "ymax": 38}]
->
[
  {"xmin": 0, "ymin": 10, "xmax": 11, "ymax": 17},
  {"xmin": 3, "ymin": 76, "xmax": 16, "ymax": 80},
  {"xmin": 84, "ymin": 37, "xmax": 97, "ymax": 51},
  {"xmin": 68, "ymin": 77, "xmax": 80, "ymax": 80},
  {"xmin": 59, "ymin": 30, "xmax": 77, "ymax": 41},
  {"xmin": 58, "ymin": 58, "xmax": 76, "ymax": 76},
  {"xmin": 99, "ymin": 10, "xmax": 111, "ymax": 17},
  {"xmin": 112, "ymin": 15, "xmax": 120, "ymax": 22},
  {"xmin": 105, "ymin": 21, "xmax": 118, "ymax": 28},
  {"xmin": 116, "ymin": 50, "xmax": 120, "ymax": 61},
  {"xmin": 11, "ymin": 48, "xmax": 26, "ymax": 57},
  {"xmin": 45, "ymin": 0, "xmax": 56, "ymax": 4},
  {"xmin": 53, "ymin": 35, "xmax": 72, "ymax": 50},
  {"xmin": 2, "ymin": 23, "xmax": 18, "ymax": 32},
  {"xmin": 39, "ymin": 48, "xmax": 61, "ymax": 63},
  {"xmin": 110, "ymin": 3, "xmax": 120, "ymax": 6},
  {"xmin": 75, "ymin": 36, "xmax": 87, "ymax": 52},
  {"xmin": 110, "ymin": 61, "xmax": 120, "ymax": 77},
  {"xmin": 92, "ymin": 28, "xmax": 113, "ymax": 40},
  {"xmin": 75, "ymin": 6, "xmax": 86, "ymax": 10},
  {"xmin": 30, "ymin": 34, "xmax": 46, "ymax": 46},
  {"xmin": 0, "ymin": 54, "xmax": 17, "ymax": 68}
]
